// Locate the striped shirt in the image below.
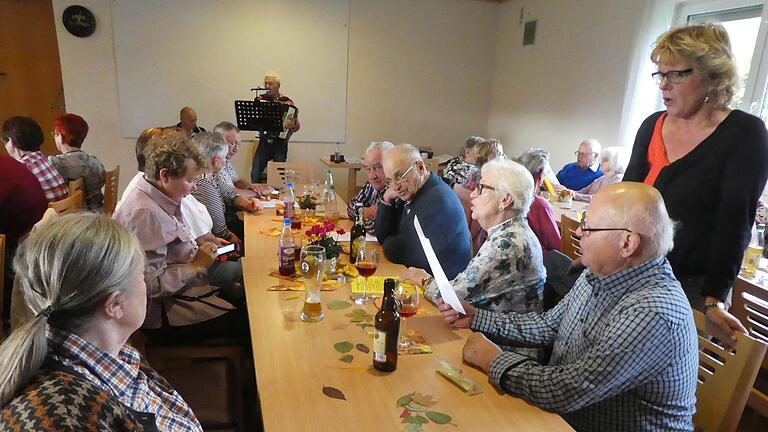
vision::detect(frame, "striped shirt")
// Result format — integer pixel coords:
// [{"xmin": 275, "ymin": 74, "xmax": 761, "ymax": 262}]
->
[
  {"xmin": 220, "ymin": 161, "xmax": 239, "ymax": 186},
  {"xmin": 18, "ymin": 151, "xmax": 68, "ymax": 202},
  {"xmin": 472, "ymin": 256, "xmax": 698, "ymax": 431},
  {"xmin": 347, "ymin": 182, "xmax": 385, "ymax": 234},
  {"xmin": 192, "ymin": 172, "xmax": 235, "ymax": 239},
  {"xmin": 48, "ymin": 327, "xmax": 202, "ymax": 432}
]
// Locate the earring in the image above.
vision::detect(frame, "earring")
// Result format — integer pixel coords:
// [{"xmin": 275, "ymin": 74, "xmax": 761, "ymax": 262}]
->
[{"xmin": 704, "ymin": 95, "xmax": 710, "ymax": 104}]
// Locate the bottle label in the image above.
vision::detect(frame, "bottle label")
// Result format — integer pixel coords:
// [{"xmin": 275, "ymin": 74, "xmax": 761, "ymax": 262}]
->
[
  {"xmin": 285, "ymin": 202, "xmax": 295, "ymax": 218},
  {"xmin": 373, "ymin": 329, "xmax": 387, "ymax": 362},
  {"xmin": 280, "ymin": 247, "xmax": 295, "ymax": 267},
  {"xmin": 350, "ymin": 236, "xmax": 365, "ymax": 263}
]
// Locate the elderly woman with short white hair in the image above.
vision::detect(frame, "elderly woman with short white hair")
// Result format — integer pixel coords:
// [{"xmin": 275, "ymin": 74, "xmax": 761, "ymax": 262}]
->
[
  {"xmin": 405, "ymin": 159, "xmax": 544, "ymax": 355},
  {"xmin": 571, "ymin": 146, "xmax": 629, "ymax": 202}
]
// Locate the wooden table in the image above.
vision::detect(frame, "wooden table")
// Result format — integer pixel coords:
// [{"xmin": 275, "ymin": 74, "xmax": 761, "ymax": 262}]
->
[
  {"xmin": 551, "ymin": 199, "xmax": 588, "ymax": 226},
  {"xmin": 243, "ymin": 205, "xmax": 572, "ymax": 431},
  {"xmin": 321, "ymin": 157, "xmax": 364, "ymax": 202}
]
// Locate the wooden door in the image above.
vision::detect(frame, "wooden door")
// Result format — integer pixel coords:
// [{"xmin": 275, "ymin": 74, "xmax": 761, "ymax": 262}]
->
[{"xmin": 0, "ymin": 0, "xmax": 65, "ymax": 156}]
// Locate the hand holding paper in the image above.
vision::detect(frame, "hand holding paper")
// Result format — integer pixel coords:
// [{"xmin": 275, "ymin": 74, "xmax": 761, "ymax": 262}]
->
[{"xmin": 413, "ymin": 216, "xmax": 465, "ymax": 315}]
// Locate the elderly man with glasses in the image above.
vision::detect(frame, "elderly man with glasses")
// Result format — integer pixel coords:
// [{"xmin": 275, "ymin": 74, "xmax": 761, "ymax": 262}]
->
[
  {"xmin": 439, "ymin": 182, "xmax": 698, "ymax": 431},
  {"xmin": 555, "ymin": 138, "xmax": 604, "ymax": 190},
  {"xmin": 376, "ymin": 143, "xmax": 471, "ymax": 279}
]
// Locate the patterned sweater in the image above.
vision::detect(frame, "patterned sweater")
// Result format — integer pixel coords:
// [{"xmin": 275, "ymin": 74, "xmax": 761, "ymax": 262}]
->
[{"xmin": 0, "ymin": 360, "xmax": 164, "ymax": 431}]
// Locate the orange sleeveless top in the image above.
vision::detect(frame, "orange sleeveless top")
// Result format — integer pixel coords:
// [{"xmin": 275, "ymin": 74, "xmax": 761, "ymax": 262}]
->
[{"xmin": 644, "ymin": 113, "xmax": 670, "ymax": 186}]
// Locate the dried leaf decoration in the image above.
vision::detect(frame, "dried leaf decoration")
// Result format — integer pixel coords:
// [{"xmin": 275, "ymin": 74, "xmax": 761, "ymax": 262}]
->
[
  {"xmin": 355, "ymin": 343, "xmax": 369, "ymax": 354},
  {"xmin": 425, "ymin": 411, "xmax": 452, "ymax": 425},
  {"xmin": 357, "ymin": 323, "xmax": 374, "ymax": 331},
  {"xmin": 283, "ymin": 293, "xmax": 301, "ymax": 300},
  {"xmin": 410, "ymin": 392, "xmax": 437, "ymax": 407},
  {"xmin": 334, "ymin": 341, "xmax": 354, "ymax": 353},
  {"xmin": 395, "ymin": 392, "xmax": 456, "ymax": 430},
  {"xmin": 327, "ymin": 300, "xmax": 352, "ymax": 310},
  {"xmin": 345, "ymin": 308, "xmax": 373, "ymax": 323},
  {"xmin": 322, "ymin": 385, "xmax": 346, "ymax": 401},
  {"xmin": 339, "ymin": 354, "xmax": 354, "ymax": 363}
]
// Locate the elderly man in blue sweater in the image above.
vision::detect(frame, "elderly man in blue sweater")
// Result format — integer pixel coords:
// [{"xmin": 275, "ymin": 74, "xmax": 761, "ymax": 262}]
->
[{"xmin": 375, "ymin": 144, "xmax": 471, "ymax": 279}]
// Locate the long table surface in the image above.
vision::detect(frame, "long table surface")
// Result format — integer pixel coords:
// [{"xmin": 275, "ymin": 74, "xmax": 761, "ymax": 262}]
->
[{"xmin": 244, "ymin": 205, "xmax": 573, "ymax": 431}]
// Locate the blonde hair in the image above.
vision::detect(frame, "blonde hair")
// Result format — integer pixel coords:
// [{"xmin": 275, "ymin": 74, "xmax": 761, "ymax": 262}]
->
[
  {"xmin": 474, "ymin": 139, "xmax": 505, "ymax": 168},
  {"xmin": 651, "ymin": 24, "xmax": 737, "ymax": 109},
  {"xmin": 0, "ymin": 214, "xmax": 144, "ymax": 406},
  {"xmin": 144, "ymin": 131, "xmax": 207, "ymax": 180}
]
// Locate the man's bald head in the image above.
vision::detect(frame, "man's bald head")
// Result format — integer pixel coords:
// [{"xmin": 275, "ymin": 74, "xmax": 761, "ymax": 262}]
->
[
  {"xmin": 179, "ymin": 107, "xmax": 198, "ymax": 136},
  {"xmin": 591, "ymin": 182, "xmax": 675, "ymax": 259},
  {"xmin": 383, "ymin": 143, "xmax": 422, "ymax": 168}
]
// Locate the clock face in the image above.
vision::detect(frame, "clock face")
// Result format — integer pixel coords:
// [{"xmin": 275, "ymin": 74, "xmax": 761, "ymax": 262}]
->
[
  {"xmin": 62, "ymin": 5, "xmax": 96, "ymax": 38},
  {"xmin": 757, "ymin": 206, "xmax": 768, "ymax": 224}
]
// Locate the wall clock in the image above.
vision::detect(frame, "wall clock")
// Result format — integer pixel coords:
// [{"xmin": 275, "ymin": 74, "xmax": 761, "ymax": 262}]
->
[{"xmin": 62, "ymin": 5, "xmax": 96, "ymax": 38}]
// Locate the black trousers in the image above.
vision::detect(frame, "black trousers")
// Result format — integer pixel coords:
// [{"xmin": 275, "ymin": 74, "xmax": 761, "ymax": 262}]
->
[{"xmin": 250, "ymin": 134, "xmax": 288, "ymax": 183}]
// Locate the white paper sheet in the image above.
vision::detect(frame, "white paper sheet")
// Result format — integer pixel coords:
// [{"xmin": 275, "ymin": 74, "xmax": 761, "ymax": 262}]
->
[
  {"xmin": 413, "ymin": 216, "xmax": 465, "ymax": 314},
  {"xmin": 259, "ymin": 200, "xmax": 278, "ymax": 208},
  {"xmin": 336, "ymin": 232, "xmax": 378, "ymax": 243}
]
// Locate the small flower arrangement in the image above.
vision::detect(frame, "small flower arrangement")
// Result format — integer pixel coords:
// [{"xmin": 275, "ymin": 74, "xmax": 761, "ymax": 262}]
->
[
  {"xmin": 297, "ymin": 194, "xmax": 317, "ymax": 210},
  {"xmin": 305, "ymin": 220, "xmax": 346, "ymax": 259}
]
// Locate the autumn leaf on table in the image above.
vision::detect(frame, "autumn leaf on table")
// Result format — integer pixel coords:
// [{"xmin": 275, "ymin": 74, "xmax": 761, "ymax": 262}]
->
[
  {"xmin": 339, "ymin": 354, "xmax": 354, "ymax": 363},
  {"xmin": 322, "ymin": 385, "xmax": 346, "ymax": 401},
  {"xmin": 327, "ymin": 300, "xmax": 352, "ymax": 310},
  {"xmin": 334, "ymin": 341, "xmax": 354, "ymax": 353},
  {"xmin": 410, "ymin": 393, "xmax": 437, "ymax": 407},
  {"xmin": 282, "ymin": 293, "xmax": 301, "ymax": 300},
  {"xmin": 355, "ymin": 343, "xmax": 369, "ymax": 354},
  {"xmin": 395, "ymin": 392, "xmax": 456, "ymax": 430}
]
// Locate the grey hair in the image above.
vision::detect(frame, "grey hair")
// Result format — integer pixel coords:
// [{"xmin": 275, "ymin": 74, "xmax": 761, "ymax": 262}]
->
[
  {"xmin": 384, "ymin": 143, "xmax": 423, "ymax": 165},
  {"xmin": 600, "ymin": 146, "xmax": 629, "ymax": 174},
  {"xmin": 461, "ymin": 136, "xmax": 485, "ymax": 158},
  {"xmin": 580, "ymin": 138, "xmax": 602, "ymax": 155},
  {"xmin": 0, "ymin": 214, "xmax": 144, "ymax": 406},
  {"xmin": 482, "ymin": 158, "xmax": 535, "ymax": 218},
  {"xmin": 365, "ymin": 141, "xmax": 394, "ymax": 154},
  {"xmin": 192, "ymin": 131, "xmax": 228, "ymax": 161},
  {"xmin": 516, "ymin": 148, "xmax": 550, "ymax": 178},
  {"xmin": 601, "ymin": 187, "xmax": 676, "ymax": 259},
  {"xmin": 265, "ymin": 71, "xmax": 281, "ymax": 83},
  {"xmin": 213, "ymin": 121, "xmax": 239, "ymax": 134}
]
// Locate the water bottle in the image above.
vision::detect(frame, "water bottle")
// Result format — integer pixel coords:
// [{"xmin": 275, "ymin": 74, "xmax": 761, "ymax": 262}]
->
[
  {"xmin": 324, "ymin": 170, "xmax": 339, "ymax": 222},
  {"xmin": 278, "ymin": 218, "xmax": 296, "ymax": 276},
  {"xmin": 284, "ymin": 181, "xmax": 296, "ymax": 221}
]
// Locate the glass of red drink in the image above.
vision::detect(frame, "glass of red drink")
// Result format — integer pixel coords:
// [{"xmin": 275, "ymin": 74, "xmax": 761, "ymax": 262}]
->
[
  {"xmin": 353, "ymin": 247, "xmax": 378, "ymax": 304},
  {"xmin": 394, "ymin": 281, "xmax": 420, "ymax": 349}
]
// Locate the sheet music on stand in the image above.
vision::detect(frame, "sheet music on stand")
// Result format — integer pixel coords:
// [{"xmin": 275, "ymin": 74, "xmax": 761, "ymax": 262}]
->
[{"xmin": 234, "ymin": 99, "xmax": 284, "ymax": 133}]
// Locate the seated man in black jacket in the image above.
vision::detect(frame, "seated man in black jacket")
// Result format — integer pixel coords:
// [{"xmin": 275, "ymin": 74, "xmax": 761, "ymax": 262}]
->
[{"xmin": 375, "ymin": 143, "xmax": 471, "ymax": 279}]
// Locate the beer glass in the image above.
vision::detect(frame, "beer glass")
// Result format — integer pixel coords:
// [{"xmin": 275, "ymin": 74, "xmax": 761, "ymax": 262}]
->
[{"xmin": 300, "ymin": 245, "xmax": 326, "ymax": 322}]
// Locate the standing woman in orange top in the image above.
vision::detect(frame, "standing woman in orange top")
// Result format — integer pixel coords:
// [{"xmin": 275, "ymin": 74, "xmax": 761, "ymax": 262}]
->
[{"xmin": 624, "ymin": 24, "xmax": 768, "ymax": 341}]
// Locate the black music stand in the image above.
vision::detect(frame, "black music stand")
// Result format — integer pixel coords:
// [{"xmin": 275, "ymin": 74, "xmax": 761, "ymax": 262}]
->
[{"xmin": 234, "ymin": 99, "xmax": 284, "ymax": 133}]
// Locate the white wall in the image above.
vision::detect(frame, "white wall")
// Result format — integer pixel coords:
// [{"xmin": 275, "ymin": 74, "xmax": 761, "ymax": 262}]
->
[
  {"xmin": 487, "ymin": 0, "xmax": 675, "ymax": 171},
  {"xmin": 52, "ymin": 0, "xmax": 499, "ymax": 194}
]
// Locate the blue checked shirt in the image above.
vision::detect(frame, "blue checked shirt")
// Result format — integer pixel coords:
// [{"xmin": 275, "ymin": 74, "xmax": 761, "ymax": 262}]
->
[
  {"xmin": 48, "ymin": 327, "xmax": 203, "ymax": 432},
  {"xmin": 472, "ymin": 256, "xmax": 698, "ymax": 431}
]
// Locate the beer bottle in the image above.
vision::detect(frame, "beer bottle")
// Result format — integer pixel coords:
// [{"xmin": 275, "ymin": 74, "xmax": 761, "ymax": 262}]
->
[
  {"xmin": 373, "ymin": 278, "xmax": 400, "ymax": 372},
  {"xmin": 350, "ymin": 204, "xmax": 366, "ymax": 264}
]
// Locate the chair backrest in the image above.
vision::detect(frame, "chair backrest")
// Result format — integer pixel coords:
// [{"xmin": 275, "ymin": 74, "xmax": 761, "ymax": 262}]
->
[
  {"xmin": 730, "ymin": 276, "xmax": 768, "ymax": 417},
  {"xmin": 266, "ymin": 161, "xmax": 312, "ymax": 187},
  {"xmin": 102, "ymin": 166, "xmax": 120, "ymax": 216},
  {"xmin": 49, "ymin": 190, "xmax": 83, "ymax": 215},
  {"xmin": 68, "ymin": 177, "xmax": 85, "ymax": 198},
  {"xmin": 560, "ymin": 215, "xmax": 582, "ymax": 260},
  {"xmin": 693, "ymin": 310, "xmax": 767, "ymax": 431}
]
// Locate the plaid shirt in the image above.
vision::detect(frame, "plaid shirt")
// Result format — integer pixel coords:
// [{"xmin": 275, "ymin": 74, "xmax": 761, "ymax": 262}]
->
[
  {"xmin": 19, "ymin": 151, "xmax": 68, "ymax": 202},
  {"xmin": 472, "ymin": 257, "xmax": 698, "ymax": 431},
  {"xmin": 347, "ymin": 182, "xmax": 385, "ymax": 234},
  {"xmin": 49, "ymin": 327, "xmax": 202, "ymax": 432}
]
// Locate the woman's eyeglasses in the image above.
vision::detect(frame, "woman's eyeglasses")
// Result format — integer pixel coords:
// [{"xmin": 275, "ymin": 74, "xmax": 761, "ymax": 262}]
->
[
  {"xmin": 476, "ymin": 183, "xmax": 496, "ymax": 195},
  {"xmin": 651, "ymin": 68, "xmax": 693, "ymax": 85}
]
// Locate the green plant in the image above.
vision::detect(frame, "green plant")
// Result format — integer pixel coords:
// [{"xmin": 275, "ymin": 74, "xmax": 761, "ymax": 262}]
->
[{"xmin": 297, "ymin": 194, "xmax": 317, "ymax": 210}]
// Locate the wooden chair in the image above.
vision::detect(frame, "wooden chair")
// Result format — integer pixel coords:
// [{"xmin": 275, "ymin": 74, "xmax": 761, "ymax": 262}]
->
[
  {"xmin": 730, "ymin": 277, "xmax": 768, "ymax": 420},
  {"xmin": 102, "ymin": 166, "xmax": 120, "ymax": 216},
  {"xmin": 68, "ymin": 177, "xmax": 85, "ymax": 198},
  {"xmin": 49, "ymin": 190, "xmax": 83, "ymax": 215},
  {"xmin": 693, "ymin": 310, "xmax": 767, "ymax": 431},
  {"xmin": 144, "ymin": 339, "xmax": 246, "ymax": 432},
  {"xmin": 560, "ymin": 215, "xmax": 582, "ymax": 260},
  {"xmin": 266, "ymin": 161, "xmax": 312, "ymax": 187}
]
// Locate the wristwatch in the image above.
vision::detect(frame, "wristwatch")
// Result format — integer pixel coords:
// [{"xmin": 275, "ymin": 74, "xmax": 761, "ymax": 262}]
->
[{"xmin": 704, "ymin": 301, "xmax": 726, "ymax": 312}]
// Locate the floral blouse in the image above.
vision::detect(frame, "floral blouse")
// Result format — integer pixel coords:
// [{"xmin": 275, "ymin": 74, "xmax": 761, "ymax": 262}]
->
[
  {"xmin": 424, "ymin": 215, "xmax": 545, "ymax": 357},
  {"xmin": 441, "ymin": 158, "xmax": 476, "ymax": 188}
]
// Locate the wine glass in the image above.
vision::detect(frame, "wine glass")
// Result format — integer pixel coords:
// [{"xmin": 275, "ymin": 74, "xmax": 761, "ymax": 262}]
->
[
  {"xmin": 353, "ymin": 247, "xmax": 378, "ymax": 304},
  {"xmin": 394, "ymin": 281, "xmax": 420, "ymax": 350}
]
